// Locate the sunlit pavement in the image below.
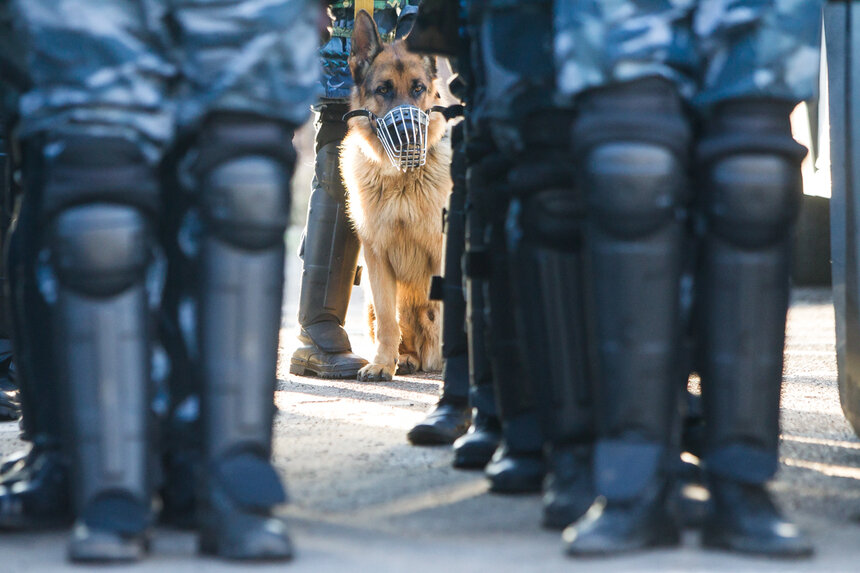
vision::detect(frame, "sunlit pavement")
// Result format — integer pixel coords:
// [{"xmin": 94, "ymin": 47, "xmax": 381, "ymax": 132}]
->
[{"xmin": 0, "ymin": 248, "xmax": 857, "ymax": 571}]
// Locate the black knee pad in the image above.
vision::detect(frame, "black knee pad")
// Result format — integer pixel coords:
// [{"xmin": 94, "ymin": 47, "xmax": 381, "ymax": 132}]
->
[
  {"xmin": 195, "ymin": 115, "xmax": 296, "ymax": 251},
  {"xmin": 508, "ymin": 152, "xmax": 580, "ymax": 251},
  {"xmin": 51, "ymin": 204, "xmax": 152, "ymax": 298},
  {"xmin": 573, "ymin": 78, "xmax": 692, "ymax": 238},
  {"xmin": 699, "ymin": 99, "xmax": 807, "ymax": 249},
  {"xmin": 585, "ymin": 142, "xmax": 687, "ymax": 239}
]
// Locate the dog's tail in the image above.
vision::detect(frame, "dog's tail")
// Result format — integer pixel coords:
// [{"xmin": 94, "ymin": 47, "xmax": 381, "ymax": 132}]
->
[{"xmin": 367, "ymin": 301, "xmax": 376, "ymax": 343}]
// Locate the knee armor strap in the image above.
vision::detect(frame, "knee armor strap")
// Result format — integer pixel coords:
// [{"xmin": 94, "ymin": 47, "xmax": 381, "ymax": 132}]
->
[{"xmin": 42, "ymin": 136, "xmax": 159, "ymax": 218}]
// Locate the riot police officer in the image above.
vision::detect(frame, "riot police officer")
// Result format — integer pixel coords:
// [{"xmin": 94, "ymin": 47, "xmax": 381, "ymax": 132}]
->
[
  {"xmin": 407, "ymin": 1, "xmax": 549, "ymax": 494},
  {"xmin": 0, "ymin": 0, "xmax": 320, "ymax": 563},
  {"xmin": 548, "ymin": 0, "xmax": 822, "ymax": 557}
]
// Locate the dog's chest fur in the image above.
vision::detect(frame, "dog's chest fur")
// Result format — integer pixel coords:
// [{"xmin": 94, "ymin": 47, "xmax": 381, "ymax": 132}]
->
[{"xmin": 341, "ymin": 133, "xmax": 453, "ymax": 286}]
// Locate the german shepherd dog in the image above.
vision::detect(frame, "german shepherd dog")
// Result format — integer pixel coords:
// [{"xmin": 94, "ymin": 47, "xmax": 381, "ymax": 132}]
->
[{"xmin": 341, "ymin": 11, "xmax": 452, "ymax": 381}]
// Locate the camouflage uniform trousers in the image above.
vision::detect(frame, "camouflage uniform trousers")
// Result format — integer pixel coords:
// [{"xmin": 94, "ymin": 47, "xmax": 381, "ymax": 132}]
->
[
  {"xmin": 553, "ymin": 0, "xmax": 823, "ymax": 108},
  {"xmin": 8, "ymin": 0, "xmax": 322, "ymax": 162}
]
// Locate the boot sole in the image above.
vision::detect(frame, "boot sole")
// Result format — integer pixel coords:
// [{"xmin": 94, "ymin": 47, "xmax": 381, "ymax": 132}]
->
[
  {"xmin": 566, "ymin": 521, "xmax": 681, "ymax": 557},
  {"xmin": 289, "ymin": 361, "xmax": 361, "ymax": 380},
  {"xmin": 407, "ymin": 426, "xmax": 458, "ymax": 446},
  {"xmin": 701, "ymin": 527, "xmax": 814, "ymax": 559},
  {"xmin": 68, "ymin": 535, "xmax": 148, "ymax": 563}
]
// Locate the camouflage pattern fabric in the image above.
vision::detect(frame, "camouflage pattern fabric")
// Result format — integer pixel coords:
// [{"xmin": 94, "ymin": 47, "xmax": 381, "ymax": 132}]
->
[
  {"xmin": 7, "ymin": 0, "xmax": 322, "ymax": 162},
  {"xmin": 321, "ymin": 0, "xmax": 419, "ymax": 100},
  {"xmin": 554, "ymin": 0, "xmax": 823, "ymax": 107}
]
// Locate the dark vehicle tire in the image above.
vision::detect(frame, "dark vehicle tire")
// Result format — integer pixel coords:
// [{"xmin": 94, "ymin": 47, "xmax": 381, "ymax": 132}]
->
[{"xmin": 825, "ymin": 1, "xmax": 860, "ymax": 436}]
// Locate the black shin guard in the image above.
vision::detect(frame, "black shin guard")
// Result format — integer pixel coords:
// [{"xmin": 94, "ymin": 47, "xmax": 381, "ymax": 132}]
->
[
  {"xmin": 505, "ymin": 112, "xmax": 593, "ymax": 515},
  {"xmin": 697, "ymin": 100, "xmax": 812, "ymax": 557},
  {"xmin": 481, "ymin": 152, "xmax": 544, "ymax": 493},
  {"xmin": 698, "ymin": 100, "xmax": 805, "ymax": 483},
  {"xmin": 453, "ymin": 144, "xmax": 502, "ymax": 469},
  {"xmin": 38, "ymin": 137, "xmax": 160, "ymax": 562},
  {"xmin": 440, "ymin": 127, "xmax": 470, "ymax": 405},
  {"xmin": 565, "ymin": 79, "xmax": 690, "ymax": 554},
  {"xmin": 194, "ymin": 115, "xmax": 295, "ymax": 560}
]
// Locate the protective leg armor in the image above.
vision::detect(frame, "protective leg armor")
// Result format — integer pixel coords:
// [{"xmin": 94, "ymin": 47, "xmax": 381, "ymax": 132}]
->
[
  {"xmin": 408, "ymin": 126, "xmax": 471, "ymax": 446},
  {"xmin": 452, "ymin": 146, "xmax": 502, "ymax": 469},
  {"xmin": 39, "ymin": 137, "xmax": 159, "ymax": 562},
  {"xmin": 481, "ymin": 153, "xmax": 545, "ymax": 495},
  {"xmin": 290, "ymin": 104, "xmax": 367, "ymax": 379},
  {"xmin": 564, "ymin": 79, "xmax": 690, "ymax": 555},
  {"xmin": 505, "ymin": 111, "xmax": 594, "ymax": 526},
  {"xmin": 697, "ymin": 100, "xmax": 812, "ymax": 557},
  {"xmin": 194, "ymin": 115, "xmax": 295, "ymax": 560}
]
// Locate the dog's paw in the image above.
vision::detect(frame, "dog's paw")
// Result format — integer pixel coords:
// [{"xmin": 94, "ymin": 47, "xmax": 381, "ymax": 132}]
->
[
  {"xmin": 357, "ymin": 363, "xmax": 395, "ymax": 382},
  {"xmin": 397, "ymin": 354, "xmax": 420, "ymax": 375}
]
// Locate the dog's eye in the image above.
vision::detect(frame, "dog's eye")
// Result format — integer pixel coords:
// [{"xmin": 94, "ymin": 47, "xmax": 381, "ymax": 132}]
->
[
  {"xmin": 375, "ymin": 85, "xmax": 390, "ymax": 96},
  {"xmin": 412, "ymin": 84, "xmax": 426, "ymax": 96}
]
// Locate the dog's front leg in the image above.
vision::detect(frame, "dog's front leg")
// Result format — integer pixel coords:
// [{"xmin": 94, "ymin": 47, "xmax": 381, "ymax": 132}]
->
[{"xmin": 358, "ymin": 248, "xmax": 399, "ymax": 381}]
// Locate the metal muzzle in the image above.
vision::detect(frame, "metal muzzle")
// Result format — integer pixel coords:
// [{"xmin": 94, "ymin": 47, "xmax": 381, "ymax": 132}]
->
[
  {"xmin": 344, "ymin": 105, "xmax": 430, "ymax": 172},
  {"xmin": 376, "ymin": 105, "xmax": 429, "ymax": 171}
]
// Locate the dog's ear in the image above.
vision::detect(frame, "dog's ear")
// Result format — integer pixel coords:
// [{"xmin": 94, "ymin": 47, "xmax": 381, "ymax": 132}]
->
[
  {"xmin": 423, "ymin": 55, "xmax": 438, "ymax": 79},
  {"xmin": 350, "ymin": 10, "xmax": 384, "ymax": 85}
]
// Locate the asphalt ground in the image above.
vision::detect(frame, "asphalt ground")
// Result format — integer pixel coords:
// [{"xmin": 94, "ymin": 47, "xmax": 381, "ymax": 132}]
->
[{"xmin": 0, "ymin": 251, "xmax": 856, "ymax": 571}]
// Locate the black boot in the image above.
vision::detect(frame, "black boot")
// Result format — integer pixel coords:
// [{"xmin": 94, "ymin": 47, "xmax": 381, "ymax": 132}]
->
[
  {"xmin": 0, "ymin": 343, "xmax": 19, "ymax": 421},
  {"xmin": 542, "ymin": 445, "xmax": 593, "ymax": 530},
  {"xmin": 485, "ymin": 411, "xmax": 545, "ymax": 495},
  {"xmin": 697, "ymin": 100, "xmax": 813, "ymax": 558},
  {"xmin": 407, "ymin": 398, "xmax": 471, "ymax": 445},
  {"xmin": 564, "ymin": 480, "xmax": 680, "ymax": 556},
  {"xmin": 452, "ymin": 410, "xmax": 501, "ymax": 469},
  {"xmin": 194, "ymin": 117, "xmax": 295, "ymax": 560},
  {"xmin": 563, "ymin": 79, "xmax": 690, "ymax": 555},
  {"xmin": 408, "ymin": 360, "xmax": 470, "ymax": 445},
  {"xmin": 485, "ymin": 442, "xmax": 544, "ymax": 495},
  {"xmin": 702, "ymin": 479, "xmax": 812, "ymax": 557},
  {"xmin": 408, "ymin": 133, "xmax": 471, "ymax": 445},
  {"xmin": 0, "ymin": 443, "xmax": 71, "ymax": 530},
  {"xmin": 290, "ymin": 105, "xmax": 366, "ymax": 379}
]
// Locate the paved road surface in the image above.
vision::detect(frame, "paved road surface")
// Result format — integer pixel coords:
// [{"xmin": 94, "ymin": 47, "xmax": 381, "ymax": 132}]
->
[{"xmin": 0, "ymin": 249, "xmax": 855, "ymax": 571}]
